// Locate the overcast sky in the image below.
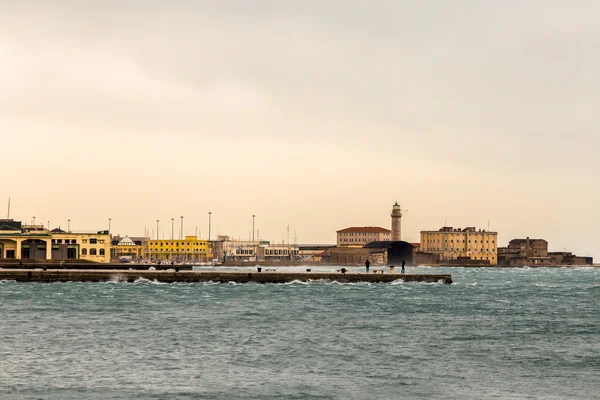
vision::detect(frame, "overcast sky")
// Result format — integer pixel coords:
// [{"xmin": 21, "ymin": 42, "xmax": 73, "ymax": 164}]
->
[{"xmin": 1, "ymin": 1, "xmax": 598, "ymax": 257}]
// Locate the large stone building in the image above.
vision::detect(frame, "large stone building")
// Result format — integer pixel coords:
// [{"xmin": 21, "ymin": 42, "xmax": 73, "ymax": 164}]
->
[
  {"xmin": 337, "ymin": 227, "xmax": 391, "ymax": 247},
  {"xmin": 420, "ymin": 226, "xmax": 498, "ymax": 264},
  {"xmin": 0, "ymin": 219, "xmax": 110, "ymax": 263},
  {"xmin": 113, "ymin": 236, "xmax": 146, "ymax": 261},
  {"xmin": 148, "ymin": 236, "xmax": 211, "ymax": 262},
  {"xmin": 213, "ymin": 236, "xmax": 301, "ymax": 262},
  {"xmin": 498, "ymin": 237, "xmax": 593, "ymax": 266}
]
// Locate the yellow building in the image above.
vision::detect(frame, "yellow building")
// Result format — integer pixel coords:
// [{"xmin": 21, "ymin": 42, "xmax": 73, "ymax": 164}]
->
[
  {"xmin": 420, "ymin": 227, "xmax": 498, "ymax": 264},
  {"xmin": 148, "ymin": 236, "xmax": 211, "ymax": 262},
  {"xmin": 51, "ymin": 230, "xmax": 111, "ymax": 263},
  {"xmin": 0, "ymin": 219, "xmax": 111, "ymax": 263},
  {"xmin": 337, "ymin": 227, "xmax": 392, "ymax": 248},
  {"xmin": 114, "ymin": 236, "xmax": 145, "ymax": 260},
  {"xmin": 1, "ymin": 221, "xmax": 52, "ymax": 260}
]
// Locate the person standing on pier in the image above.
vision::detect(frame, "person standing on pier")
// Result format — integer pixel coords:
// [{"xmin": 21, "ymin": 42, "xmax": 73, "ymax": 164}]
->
[
  {"xmin": 365, "ymin": 259, "xmax": 371, "ymax": 273},
  {"xmin": 401, "ymin": 260, "xmax": 406, "ymax": 274}
]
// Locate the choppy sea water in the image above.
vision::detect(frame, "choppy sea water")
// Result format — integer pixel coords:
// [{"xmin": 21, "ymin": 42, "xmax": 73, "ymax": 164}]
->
[{"xmin": 1, "ymin": 267, "xmax": 599, "ymax": 400}]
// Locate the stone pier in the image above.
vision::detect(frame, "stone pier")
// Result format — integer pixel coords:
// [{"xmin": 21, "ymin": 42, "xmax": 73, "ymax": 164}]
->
[{"xmin": 0, "ymin": 269, "xmax": 453, "ymax": 284}]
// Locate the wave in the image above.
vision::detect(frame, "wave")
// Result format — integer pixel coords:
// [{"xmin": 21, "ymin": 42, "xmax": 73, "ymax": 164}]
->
[{"xmin": 133, "ymin": 278, "xmax": 168, "ymax": 285}]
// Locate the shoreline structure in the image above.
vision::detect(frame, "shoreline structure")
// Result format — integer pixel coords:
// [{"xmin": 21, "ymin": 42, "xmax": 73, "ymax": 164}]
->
[{"xmin": 0, "ymin": 269, "xmax": 453, "ymax": 284}]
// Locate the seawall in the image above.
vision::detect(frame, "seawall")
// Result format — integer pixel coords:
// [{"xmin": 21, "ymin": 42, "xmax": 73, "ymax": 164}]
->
[{"xmin": 0, "ymin": 269, "xmax": 453, "ymax": 284}]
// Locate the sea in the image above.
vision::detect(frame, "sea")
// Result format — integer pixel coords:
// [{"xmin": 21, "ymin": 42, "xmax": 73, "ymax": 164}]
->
[{"xmin": 1, "ymin": 266, "xmax": 599, "ymax": 400}]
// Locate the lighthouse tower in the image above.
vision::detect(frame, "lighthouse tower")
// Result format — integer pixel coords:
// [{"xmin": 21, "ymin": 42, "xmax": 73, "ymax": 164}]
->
[{"xmin": 391, "ymin": 202, "xmax": 402, "ymax": 241}]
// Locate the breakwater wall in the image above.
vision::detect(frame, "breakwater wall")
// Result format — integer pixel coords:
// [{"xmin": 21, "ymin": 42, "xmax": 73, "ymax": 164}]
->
[{"xmin": 0, "ymin": 269, "xmax": 453, "ymax": 284}]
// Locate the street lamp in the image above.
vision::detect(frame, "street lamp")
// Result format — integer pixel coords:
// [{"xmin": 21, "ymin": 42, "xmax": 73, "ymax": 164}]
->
[
  {"xmin": 108, "ymin": 218, "xmax": 111, "ymax": 234},
  {"xmin": 180, "ymin": 216, "xmax": 183, "ymax": 240},
  {"xmin": 208, "ymin": 212, "xmax": 212, "ymax": 241},
  {"xmin": 252, "ymin": 215, "xmax": 255, "ymax": 242},
  {"xmin": 33, "ymin": 216, "xmax": 36, "ymax": 226},
  {"xmin": 68, "ymin": 219, "xmax": 71, "ymax": 233},
  {"xmin": 156, "ymin": 220, "xmax": 160, "ymax": 240},
  {"xmin": 171, "ymin": 218, "xmax": 174, "ymax": 240}
]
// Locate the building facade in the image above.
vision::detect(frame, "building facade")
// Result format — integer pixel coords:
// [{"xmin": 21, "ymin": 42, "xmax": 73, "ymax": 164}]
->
[
  {"xmin": 51, "ymin": 230, "xmax": 111, "ymax": 263},
  {"xmin": 508, "ymin": 238, "xmax": 548, "ymax": 258},
  {"xmin": 1, "ymin": 220, "xmax": 52, "ymax": 260},
  {"xmin": 420, "ymin": 227, "xmax": 498, "ymax": 264},
  {"xmin": 498, "ymin": 237, "xmax": 593, "ymax": 266},
  {"xmin": 148, "ymin": 236, "xmax": 210, "ymax": 262},
  {"xmin": 0, "ymin": 220, "xmax": 111, "ymax": 263},
  {"xmin": 113, "ymin": 236, "xmax": 146, "ymax": 261},
  {"xmin": 337, "ymin": 227, "xmax": 392, "ymax": 247}
]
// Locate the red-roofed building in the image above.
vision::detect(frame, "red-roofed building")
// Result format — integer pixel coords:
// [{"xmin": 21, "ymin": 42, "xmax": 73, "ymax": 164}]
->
[{"xmin": 336, "ymin": 226, "xmax": 391, "ymax": 247}]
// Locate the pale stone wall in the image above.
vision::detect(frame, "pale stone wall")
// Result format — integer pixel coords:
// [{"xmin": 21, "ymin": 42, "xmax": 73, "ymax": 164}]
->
[
  {"xmin": 337, "ymin": 229, "xmax": 391, "ymax": 247},
  {"xmin": 420, "ymin": 228, "xmax": 498, "ymax": 265},
  {"xmin": 52, "ymin": 233, "xmax": 111, "ymax": 263}
]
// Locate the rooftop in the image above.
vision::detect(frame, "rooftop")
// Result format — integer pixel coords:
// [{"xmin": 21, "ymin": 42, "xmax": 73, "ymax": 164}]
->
[{"xmin": 337, "ymin": 227, "xmax": 391, "ymax": 234}]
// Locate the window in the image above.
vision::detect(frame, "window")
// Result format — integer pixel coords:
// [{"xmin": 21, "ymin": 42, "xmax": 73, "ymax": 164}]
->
[
  {"xmin": 99, "ymin": 249, "xmax": 105, "ymax": 256},
  {"xmin": 57, "ymin": 239, "xmax": 63, "ymax": 244},
  {"xmin": 82, "ymin": 248, "xmax": 88, "ymax": 256},
  {"xmin": 90, "ymin": 249, "xmax": 97, "ymax": 255},
  {"xmin": 90, "ymin": 238, "xmax": 97, "ymax": 244}
]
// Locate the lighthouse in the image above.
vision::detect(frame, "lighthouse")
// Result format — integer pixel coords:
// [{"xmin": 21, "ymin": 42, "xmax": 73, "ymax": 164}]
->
[{"xmin": 391, "ymin": 202, "xmax": 402, "ymax": 241}]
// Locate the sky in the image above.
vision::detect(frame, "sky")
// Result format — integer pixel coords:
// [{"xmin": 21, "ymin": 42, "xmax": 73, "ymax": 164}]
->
[{"xmin": 1, "ymin": 1, "xmax": 598, "ymax": 257}]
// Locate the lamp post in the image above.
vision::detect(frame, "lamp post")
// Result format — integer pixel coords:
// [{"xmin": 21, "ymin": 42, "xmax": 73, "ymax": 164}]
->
[
  {"xmin": 180, "ymin": 216, "xmax": 183, "ymax": 240},
  {"xmin": 108, "ymin": 218, "xmax": 111, "ymax": 234},
  {"xmin": 171, "ymin": 218, "xmax": 174, "ymax": 240},
  {"xmin": 252, "ymin": 214, "xmax": 256, "ymax": 262},
  {"xmin": 208, "ymin": 212, "xmax": 212, "ymax": 241},
  {"xmin": 156, "ymin": 220, "xmax": 159, "ymax": 240},
  {"xmin": 47, "ymin": 221, "xmax": 50, "ymax": 230},
  {"xmin": 68, "ymin": 219, "xmax": 71, "ymax": 233},
  {"xmin": 33, "ymin": 216, "xmax": 36, "ymax": 226}
]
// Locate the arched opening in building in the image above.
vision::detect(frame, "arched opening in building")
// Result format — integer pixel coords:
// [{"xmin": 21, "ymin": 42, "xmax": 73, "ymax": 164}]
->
[
  {"xmin": 363, "ymin": 241, "xmax": 415, "ymax": 265},
  {"xmin": 388, "ymin": 241, "xmax": 414, "ymax": 265}
]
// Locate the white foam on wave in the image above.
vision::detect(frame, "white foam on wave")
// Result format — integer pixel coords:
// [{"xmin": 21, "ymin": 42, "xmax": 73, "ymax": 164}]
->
[
  {"xmin": 283, "ymin": 280, "xmax": 309, "ymax": 285},
  {"xmin": 106, "ymin": 275, "xmax": 127, "ymax": 284},
  {"xmin": 133, "ymin": 278, "xmax": 168, "ymax": 285},
  {"xmin": 534, "ymin": 283, "xmax": 561, "ymax": 288},
  {"xmin": 391, "ymin": 279, "xmax": 405, "ymax": 285},
  {"xmin": 0, "ymin": 279, "xmax": 16, "ymax": 284}
]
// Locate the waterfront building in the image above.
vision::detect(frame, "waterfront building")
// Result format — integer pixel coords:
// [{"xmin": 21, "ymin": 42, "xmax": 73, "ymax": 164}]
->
[
  {"xmin": 213, "ymin": 236, "xmax": 262, "ymax": 262},
  {"xmin": 337, "ymin": 227, "xmax": 391, "ymax": 247},
  {"xmin": 0, "ymin": 220, "xmax": 52, "ymax": 260},
  {"xmin": 498, "ymin": 237, "xmax": 593, "ymax": 266},
  {"xmin": 148, "ymin": 236, "xmax": 210, "ymax": 262},
  {"xmin": 547, "ymin": 252, "xmax": 593, "ymax": 266},
  {"xmin": 297, "ymin": 244, "xmax": 336, "ymax": 262},
  {"xmin": 213, "ymin": 235, "xmax": 304, "ymax": 262},
  {"xmin": 51, "ymin": 229, "xmax": 111, "ymax": 263},
  {"xmin": 420, "ymin": 227, "xmax": 498, "ymax": 264},
  {"xmin": 113, "ymin": 236, "xmax": 146, "ymax": 260},
  {"xmin": 263, "ymin": 244, "xmax": 299, "ymax": 261},
  {"xmin": 0, "ymin": 219, "xmax": 111, "ymax": 263}
]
